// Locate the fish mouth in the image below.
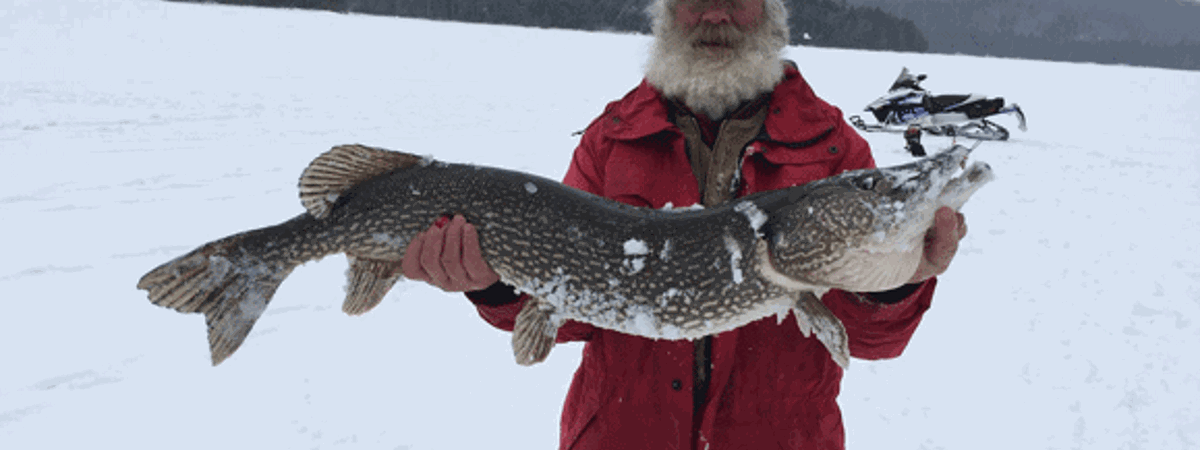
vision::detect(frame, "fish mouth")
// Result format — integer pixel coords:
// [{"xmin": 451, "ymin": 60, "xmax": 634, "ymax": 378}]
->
[
  {"xmin": 874, "ymin": 143, "xmax": 994, "ymax": 232},
  {"xmin": 934, "ymin": 144, "xmax": 994, "ymax": 211},
  {"xmin": 861, "ymin": 144, "xmax": 994, "ymax": 259},
  {"xmin": 877, "ymin": 144, "xmax": 982, "ymax": 202}
]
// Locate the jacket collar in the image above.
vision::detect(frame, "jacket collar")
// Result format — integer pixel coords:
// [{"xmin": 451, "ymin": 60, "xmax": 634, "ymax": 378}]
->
[
  {"xmin": 762, "ymin": 64, "xmax": 842, "ymax": 145},
  {"xmin": 605, "ymin": 79, "xmax": 677, "ymax": 141},
  {"xmin": 604, "ymin": 64, "xmax": 841, "ymax": 145}
]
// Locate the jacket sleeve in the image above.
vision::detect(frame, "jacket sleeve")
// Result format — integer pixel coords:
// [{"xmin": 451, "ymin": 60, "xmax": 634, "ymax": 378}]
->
[
  {"xmin": 820, "ymin": 117, "xmax": 938, "ymax": 360},
  {"xmin": 821, "ymin": 281, "xmax": 935, "ymax": 360},
  {"xmin": 464, "ymin": 111, "xmax": 614, "ymax": 343}
]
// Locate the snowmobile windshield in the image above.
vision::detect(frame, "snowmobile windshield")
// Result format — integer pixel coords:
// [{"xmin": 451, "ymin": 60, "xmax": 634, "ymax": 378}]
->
[{"xmin": 888, "ymin": 67, "xmax": 925, "ymax": 92}]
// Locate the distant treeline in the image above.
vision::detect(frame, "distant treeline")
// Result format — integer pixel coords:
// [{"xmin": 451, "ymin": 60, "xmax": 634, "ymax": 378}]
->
[
  {"xmin": 164, "ymin": 0, "xmax": 928, "ymax": 52},
  {"xmin": 786, "ymin": 0, "xmax": 927, "ymax": 52},
  {"xmin": 847, "ymin": 0, "xmax": 1200, "ymax": 71},
  {"xmin": 937, "ymin": 31, "xmax": 1200, "ymax": 72}
]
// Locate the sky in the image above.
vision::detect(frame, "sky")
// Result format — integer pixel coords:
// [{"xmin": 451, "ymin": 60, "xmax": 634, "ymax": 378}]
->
[{"xmin": 2, "ymin": 0, "xmax": 1199, "ymax": 449}]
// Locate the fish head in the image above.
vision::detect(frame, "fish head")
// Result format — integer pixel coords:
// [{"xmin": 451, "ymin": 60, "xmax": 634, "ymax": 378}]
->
[{"xmin": 764, "ymin": 144, "xmax": 993, "ymax": 292}]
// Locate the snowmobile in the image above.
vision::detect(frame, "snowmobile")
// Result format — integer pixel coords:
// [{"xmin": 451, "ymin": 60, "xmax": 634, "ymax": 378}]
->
[{"xmin": 848, "ymin": 68, "xmax": 1027, "ymax": 141}]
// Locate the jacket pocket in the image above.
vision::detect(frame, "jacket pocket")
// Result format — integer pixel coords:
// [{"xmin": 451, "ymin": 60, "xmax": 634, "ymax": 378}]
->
[{"xmin": 743, "ymin": 136, "xmax": 848, "ymax": 192}]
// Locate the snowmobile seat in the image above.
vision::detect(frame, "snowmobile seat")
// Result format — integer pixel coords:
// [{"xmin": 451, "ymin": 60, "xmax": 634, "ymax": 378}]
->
[{"xmin": 926, "ymin": 94, "xmax": 971, "ymax": 113}]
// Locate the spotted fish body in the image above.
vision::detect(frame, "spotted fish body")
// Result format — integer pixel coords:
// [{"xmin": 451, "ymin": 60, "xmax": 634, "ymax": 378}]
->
[{"xmin": 138, "ymin": 144, "xmax": 992, "ymax": 367}]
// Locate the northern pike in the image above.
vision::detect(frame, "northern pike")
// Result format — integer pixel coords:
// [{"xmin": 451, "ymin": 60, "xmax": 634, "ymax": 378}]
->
[{"xmin": 137, "ymin": 144, "xmax": 993, "ymax": 367}]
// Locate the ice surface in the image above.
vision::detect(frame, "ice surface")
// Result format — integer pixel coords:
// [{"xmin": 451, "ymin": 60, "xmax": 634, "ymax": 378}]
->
[{"xmin": 2, "ymin": 1, "xmax": 1199, "ymax": 449}]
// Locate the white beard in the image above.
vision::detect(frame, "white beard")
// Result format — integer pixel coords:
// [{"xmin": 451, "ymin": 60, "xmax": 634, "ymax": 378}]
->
[{"xmin": 644, "ymin": 5, "xmax": 788, "ymax": 120}]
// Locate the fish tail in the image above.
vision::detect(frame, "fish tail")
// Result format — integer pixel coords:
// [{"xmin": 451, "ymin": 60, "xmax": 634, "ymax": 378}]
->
[{"xmin": 137, "ymin": 227, "xmax": 302, "ymax": 365}]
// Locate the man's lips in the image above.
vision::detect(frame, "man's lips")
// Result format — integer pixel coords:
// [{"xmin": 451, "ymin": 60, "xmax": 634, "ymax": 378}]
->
[{"xmin": 696, "ymin": 40, "xmax": 733, "ymax": 49}]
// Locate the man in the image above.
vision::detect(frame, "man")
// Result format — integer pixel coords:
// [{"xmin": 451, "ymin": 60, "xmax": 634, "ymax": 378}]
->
[
  {"xmin": 905, "ymin": 124, "xmax": 927, "ymax": 156},
  {"xmin": 402, "ymin": 0, "xmax": 968, "ymax": 448}
]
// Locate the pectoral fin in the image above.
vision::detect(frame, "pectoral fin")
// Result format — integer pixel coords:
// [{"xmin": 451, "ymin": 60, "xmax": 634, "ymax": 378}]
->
[
  {"xmin": 512, "ymin": 296, "xmax": 561, "ymax": 366},
  {"xmin": 792, "ymin": 291, "xmax": 850, "ymax": 369},
  {"xmin": 343, "ymin": 256, "xmax": 403, "ymax": 315}
]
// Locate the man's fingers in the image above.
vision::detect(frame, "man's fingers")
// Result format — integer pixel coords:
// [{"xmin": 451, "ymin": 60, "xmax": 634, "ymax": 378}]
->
[
  {"xmin": 401, "ymin": 230, "xmax": 429, "ymax": 282},
  {"xmin": 400, "ymin": 215, "xmax": 498, "ymax": 292},
  {"xmin": 928, "ymin": 238, "xmax": 957, "ymax": 273},
  {"xmin": 420, "ymin": 222, "xmax": 450, "ymax": 288},
  {"xmin": 462, "ymin": 222, "xmax": 500, "ymax": 286},
  {"xmin": 441, "ymin": 215, "xmax": 469, "ymax": 285},
  {"xmin": 909, "ymin": 208, "xmax": 967, "ymax": 284},
  {"xmin": 927, "ymin": 208, "xmax": 962, "ymax": 271}
]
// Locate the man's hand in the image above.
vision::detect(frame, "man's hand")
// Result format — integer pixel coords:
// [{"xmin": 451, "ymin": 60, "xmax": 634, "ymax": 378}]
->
[
  {"xmin": 908, "ymin": 207, "xmax": 968, "ymax": 284},
  {"xmin": 401, "ymin": 214, "xmax": 500, "ymax": 292}
]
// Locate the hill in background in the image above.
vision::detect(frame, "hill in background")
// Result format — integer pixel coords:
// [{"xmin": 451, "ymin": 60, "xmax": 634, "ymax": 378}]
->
[
  {"xmin": 164, "ymin": 0, "xmax": 930, "ymax": 52},
  {"xmin": 169, "ymin": 0, "xmax": 1199, "ymax": 71},
  {"xmin": 845, "ymin": 0, "xmax": 1200, "ymax": 70}
]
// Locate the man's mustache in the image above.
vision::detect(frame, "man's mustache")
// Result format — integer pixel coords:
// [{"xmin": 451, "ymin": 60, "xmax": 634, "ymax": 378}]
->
[{"xmin": 690, "ymin": 23, "xmax": 744, "ymax": 47}]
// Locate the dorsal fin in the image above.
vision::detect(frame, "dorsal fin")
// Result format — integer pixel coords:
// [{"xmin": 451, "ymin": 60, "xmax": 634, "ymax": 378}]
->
[{"xmin": 299, "ymin": 144, "xmax": 426, "ymax": 219}]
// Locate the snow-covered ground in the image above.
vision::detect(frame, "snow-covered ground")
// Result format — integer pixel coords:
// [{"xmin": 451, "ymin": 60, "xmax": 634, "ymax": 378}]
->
[{"xmin": 2, "ymin": 1, "xmax": 1198, "ymax": 448}]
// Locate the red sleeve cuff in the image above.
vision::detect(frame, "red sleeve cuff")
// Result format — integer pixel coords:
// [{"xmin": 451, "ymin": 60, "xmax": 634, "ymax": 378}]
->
[
  {"xmin": 465, "ymin": 282, "xmax": 526, "ymax": 332},
  {"xmin": 465, "ymin": 281, "xmax": 522, "ymax": 306},
  {"xmin": 824, "ymin": 278, "xmax": 936, "ymax": 360}
]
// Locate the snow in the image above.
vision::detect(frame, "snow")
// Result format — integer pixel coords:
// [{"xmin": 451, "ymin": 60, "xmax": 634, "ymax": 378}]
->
[
  {"xmin": 622, "ymin": 239, "xmax": 649, "ymax": 255},
  {"xmin": 660, "ymin": 202, "xmax": 704, "ymax": 211},
  {"xmin": 622, "ymin": 239, "xmax": 649, "ymax": 274},
  {"xmin": 627, "ymin": 305, "xmax": 659, "ymax": 337},
  {"xmin": 2, "ymin": 1, "xmax": 1199, "ymax": 449},
  {"xmin": 622, "ymin": 257, "xmax": 646, "ymax": 275},
  {"xmin": 523, "ymin": 181, "xmax": 537, "ymax": 194},
  {"xmin": 723, "ymin": 235, "xmax": 745, "ymax": 284},
  {"xmin": 734, "ymin": 200, "xmax": 768, "ymax": 238},
  {"xmin": 369, "ymin": 233, "xmax": 406, "ymax": 249}
]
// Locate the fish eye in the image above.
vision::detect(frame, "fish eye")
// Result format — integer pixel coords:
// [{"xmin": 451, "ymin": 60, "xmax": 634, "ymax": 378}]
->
[{"xmin": 855, "ymin": 177, "xmax": 876, "ymax": 191}]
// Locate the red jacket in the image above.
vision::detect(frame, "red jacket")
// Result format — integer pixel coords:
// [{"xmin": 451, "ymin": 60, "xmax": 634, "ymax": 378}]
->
[{"xmin": 470, "ymin": 66, "xmax": 936, "ymax": 450}]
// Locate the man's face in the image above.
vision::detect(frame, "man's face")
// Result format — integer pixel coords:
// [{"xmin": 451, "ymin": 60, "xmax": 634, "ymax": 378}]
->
[
  {"xmin": 646, "ymin": 0, "xmax": 782, "ymax": 119},
  {"xmin": 674, "ymin": 0, "xmax": 765, "ymax": 43},
  {"xmin": 672, "ymin": 0, "xmax": 765, "ymax": 58}
]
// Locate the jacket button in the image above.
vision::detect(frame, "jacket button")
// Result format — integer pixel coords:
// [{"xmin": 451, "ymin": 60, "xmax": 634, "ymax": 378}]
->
[
  {"xmin": 611, "ymin": 116, "xmax": 621, "ymax": 124},
  {"xmin": 828, "ymin": 146, "xmax": 839, "ymax": 154},
  {"xmin": 671, "ymin": 379, "xmax": 682, "ymax": 391},
  {"xmin": 772, "ymin": 107, "xmax": 782, "ymax": 114}
]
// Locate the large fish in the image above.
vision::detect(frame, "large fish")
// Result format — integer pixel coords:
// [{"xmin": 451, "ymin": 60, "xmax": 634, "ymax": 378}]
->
[{"xmin": 138, "ymin": 144, "xmax": 993, "ymax": 367}]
